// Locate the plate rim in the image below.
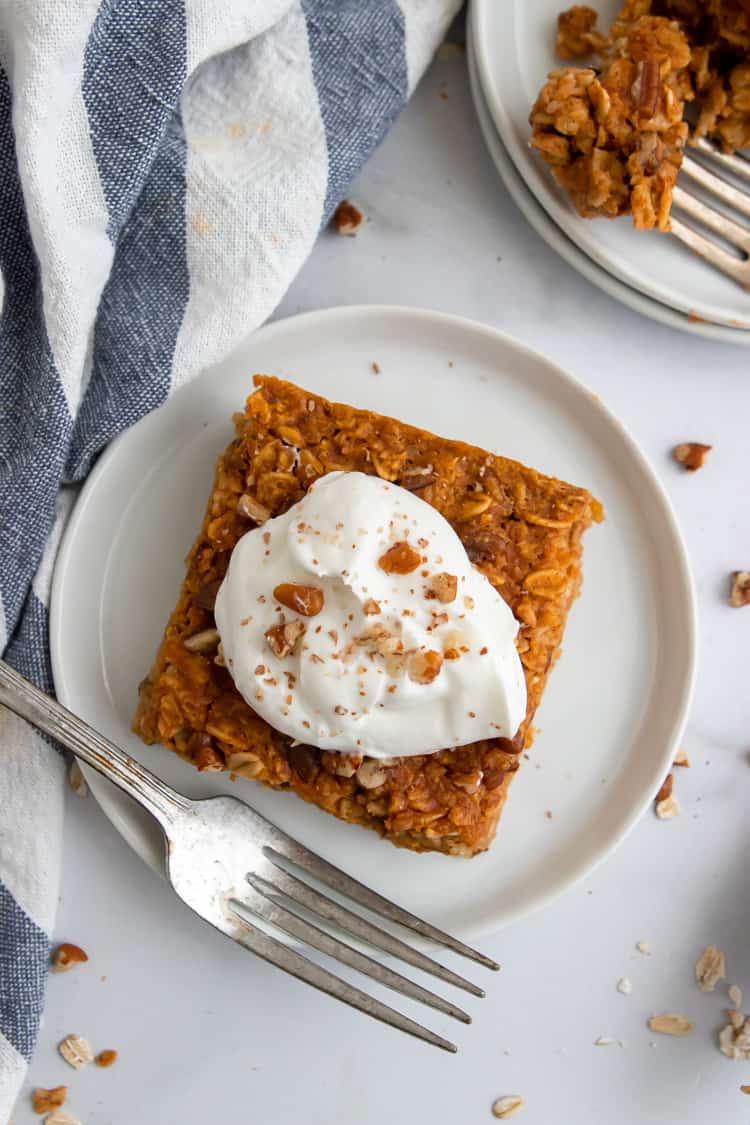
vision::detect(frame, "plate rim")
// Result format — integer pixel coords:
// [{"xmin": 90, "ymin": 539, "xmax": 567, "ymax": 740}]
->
[
  {"xmin": 466, "ymin": 18, "xmax": 750, "ymax": 347},
  {"xmin": 50, "ymin": 302, "xmax": 698, "ymax": 939},
  {"xmin": 470, "ymin": 0, "xmax": 750, "ymax": 332}
]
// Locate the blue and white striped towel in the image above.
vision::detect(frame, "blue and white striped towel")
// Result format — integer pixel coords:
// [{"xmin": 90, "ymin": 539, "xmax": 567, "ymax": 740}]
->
[{"xmin": 0, "ymin": 1, "xmax": 459, "ymax": 1114}]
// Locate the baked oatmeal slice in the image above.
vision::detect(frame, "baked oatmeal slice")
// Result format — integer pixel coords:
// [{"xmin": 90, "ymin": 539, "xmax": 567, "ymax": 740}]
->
[
  {"xmin": 531, "ymin": 13, "xmax": 691, "ymax": 229},
  {"xmin": 134, "ymin": 377, "xmax": 602, "ymax": 857}
]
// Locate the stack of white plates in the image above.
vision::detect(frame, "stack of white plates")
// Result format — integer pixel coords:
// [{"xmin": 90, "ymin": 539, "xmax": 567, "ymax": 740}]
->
[{"xmin": 468, "ymin": 0, "xmax": 750, "ymax": 344}]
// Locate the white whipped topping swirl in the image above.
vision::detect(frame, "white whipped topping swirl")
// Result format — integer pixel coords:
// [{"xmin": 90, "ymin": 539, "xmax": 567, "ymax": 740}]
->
[{"xmin": 215, "ymin": 471, "xmax": 526, "ymax": 758}]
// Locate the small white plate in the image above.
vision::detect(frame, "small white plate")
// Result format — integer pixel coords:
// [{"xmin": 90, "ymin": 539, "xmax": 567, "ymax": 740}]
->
[
  {"xmin": 50, "ymin": 305, "xmax": 696, "ymax": 940},
  {"xmin": 466, "ymin": 20, "xmax": 750, "ymax": 346},
  {"xmin": 471, "ymin": 0, "xmax": 750, "ymax": 331}
]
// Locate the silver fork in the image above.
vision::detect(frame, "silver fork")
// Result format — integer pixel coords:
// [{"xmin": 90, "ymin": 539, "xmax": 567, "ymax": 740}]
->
[
  {"xmin": 0, "ymin": 659, "xmax": 498, "ymax": 1053},
  {"xmin": 671, "ymin": 139, "xmax": 750, "ymax": 291}
]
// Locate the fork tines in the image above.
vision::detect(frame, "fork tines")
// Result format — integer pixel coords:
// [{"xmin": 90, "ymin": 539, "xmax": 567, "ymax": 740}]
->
[
  {"xmin": 227, "ymin": 830, "xmax": 499, "ymax": 1054},
  {"xmin": 671, "ymin": 142, "xmax": 750, "ymax": 290}
]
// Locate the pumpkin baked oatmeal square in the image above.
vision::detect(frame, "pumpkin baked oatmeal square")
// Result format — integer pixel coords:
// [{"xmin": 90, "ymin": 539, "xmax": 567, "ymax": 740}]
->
[{"xmin": 134, "ymin": 376, "xmax": 602, "ymax": 857}]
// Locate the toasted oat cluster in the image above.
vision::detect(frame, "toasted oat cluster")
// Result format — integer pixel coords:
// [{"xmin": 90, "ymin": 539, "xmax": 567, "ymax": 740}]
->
[
  {"xmin": 531, "ymin": 0, "xmax": 750, "ymax": 228},
  {"xmin": 134, "ymin": 377, "xmax": 601, "ymax": 857},
  {"xmin": 531, "ymin": 12, "xmax": 691, "ymax": 229}
]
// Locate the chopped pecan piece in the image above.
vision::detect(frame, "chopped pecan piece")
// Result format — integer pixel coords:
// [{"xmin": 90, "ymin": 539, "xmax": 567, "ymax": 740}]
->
[
  {"xmin": 363, "ymin": 598, "xmax": 381, "ymax": 615},
  {"xmin": 273, "ymin": 582, "xmax": 325, "ymax": 617},
  {"xmin": 331, "ymin": 199, "xmax": 363, "ymax": 235},
  {"xmin": 191, "ymin": 579, "xmax": 222, "ymax": 611},
  {"xmin": 425, "ymin": 572, "xmax": 458, "ymax": 603},
  {"xmin": 31, "ymin": 1087, "xmax": 67, "ymax": 1114},
  {"xmin": 95, "ymin": 1049, "xmax": 118, "ymax": 1068},
  {"xmin": 51, "ymin": 943, "xmax": 88, "ymax": 973},
  {"xmin": 400, "ymin": 469, "xmax": 437, "ymax": 491},
  {"xmin": 654, "ymin": 773, "xmax": 673, "ymax": 804},
  {"xmin": 286, "ymin": 743, "xmax": 318, "ymax": 783},
  {"xmin": 378, "ymin": 541, "xmax": 421, "ymax": 575},
  {"xmin": 193, "ymin": 738, "xmax": 224, "ymax": 772},
  {"xmin": 673, "ymin": 442, "xmax": 712, "ymax": 471},
  {"xmin": 265, "ymin": 617, "xmax": 306, "ymax": 657},
  {"xmin": 407, "ymin": 650, "xmax": 443, "ymax": 685},
  {"xmin": 729, "ymin": 571, "xmax": 750, "ymax": 607}
]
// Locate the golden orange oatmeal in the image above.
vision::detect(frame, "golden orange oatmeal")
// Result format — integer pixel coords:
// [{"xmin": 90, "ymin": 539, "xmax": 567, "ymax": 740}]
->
[
  {"xmin": 531, "ymin": 0, "xmax": 750, "ymax": 229},
  {"xmin": 134, "ymin": 377, "xmax": 602, "ymax": 857}
]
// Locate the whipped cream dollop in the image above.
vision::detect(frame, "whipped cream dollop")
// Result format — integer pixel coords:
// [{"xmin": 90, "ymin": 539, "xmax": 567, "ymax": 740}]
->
[{"xmin": 215, "ymin": 472, "xmax": 526, "ymax": 759}]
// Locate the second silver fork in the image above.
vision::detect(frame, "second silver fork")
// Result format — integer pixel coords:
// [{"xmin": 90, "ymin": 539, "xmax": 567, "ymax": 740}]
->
[{"xmin": 671, "ymin": 138, "xmax": 750, "ymax": 291}]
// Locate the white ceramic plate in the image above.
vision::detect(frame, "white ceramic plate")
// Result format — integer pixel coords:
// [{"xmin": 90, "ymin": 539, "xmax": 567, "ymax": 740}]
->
[
  {"xmin": 50, "ymin": 305, "xmax": 696, "ymax": 941},
  {"xmin": 471, "ymin": 0, "xmax": 750, "ymax": 330},
  {"xmin": 466, "ymin": 19, "xmax": 750, "ymax": 346}
]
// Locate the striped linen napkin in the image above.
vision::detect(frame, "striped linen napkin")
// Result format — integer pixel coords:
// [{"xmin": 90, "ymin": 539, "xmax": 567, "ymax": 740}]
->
[{"xmin": 0, "ymin": 1, "xmax": 460, "ymax": 1115}]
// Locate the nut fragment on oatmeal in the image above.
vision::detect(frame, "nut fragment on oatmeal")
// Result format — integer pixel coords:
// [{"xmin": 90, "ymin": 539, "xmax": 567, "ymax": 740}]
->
[
  {"xmin": 530, "ymin": 16, "xmax": 691, "ymax": 230},
  {"xmin": 273, "ymin": 582, "xmax": 325, "ymax": 617},
  {"xmin": 556, "ymin": 5, "xmax": 609, "ymax": 58},
  {"xmin": 265, "ymin": 617, "xmax": 306, "ymax": 657},
  {"xmin": 655, "ymin": 793, "xmax": 680, "ymax": 819},
  {"xmin": 648, "ymin": 1013, "xmax": 693, "ymax": 1036},
  {"xmin": 51, "ymin": 943, "xmax": 88, "ymax": 973},
  {"xmin": 31, "ymin": 1087, "xmax": 67, "ymax": 1114},
  {"xmin": 58, "ymin": 1034, "xmax": 94, "ymax": 1070},
  {"xmin": 377, "ymin": 540, "xmax": 422, "ymax": 575},
  {"xmin": 719, "ymin": 1011, "xmax": 750, "ymax": 1058},
  {"xmin": 237, "ymin": 492, "xmax": 270, "ymax": 523},
  {"xmin": 331, "ymin": 199, "xmax": 363, "ymax": 235},
  {"xmin": 729, "ymin": 571, "xmax": 750, "ymax": 608},
  {"xmin": 184, "ymin": 627, "xmax": 221, "ymax": 653},
  {"xmin": 425, "ymin": 572, "xmax": 458, "ymax": 603},
  {"xmin": 492, "ymin": 1094, "xmax": 525, "ymax": 1119},
  {"xmin": 695, "ymin": 945, "xmax": 726, "ymax": 992},
  {"xmin": 673, "ymin": 442, "xmax": 712, "ymax": 471},
  {"xmin": 95, "ymin": 1049, "xmax": 118, "ymax": 1068},
  {"xmin": 407, "ymin": 649, "xmax": 443, "ymax": 685}
]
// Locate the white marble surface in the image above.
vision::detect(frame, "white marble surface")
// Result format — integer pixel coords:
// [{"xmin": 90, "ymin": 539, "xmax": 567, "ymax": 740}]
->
[{"xmin": 23, "ymin": 32, "xmax": 750, "ymax": 1125}]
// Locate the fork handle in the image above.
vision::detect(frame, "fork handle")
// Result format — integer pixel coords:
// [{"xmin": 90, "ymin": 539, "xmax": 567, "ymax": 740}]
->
[{"xmin": 0, "ymin": 659, "xmax": 188, "ymax": 828}]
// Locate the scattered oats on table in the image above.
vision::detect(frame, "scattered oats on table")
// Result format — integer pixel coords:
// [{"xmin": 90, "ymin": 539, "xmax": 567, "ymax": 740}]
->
[
  {"xmin": 729, "ymin": 984, "xmax": 743, "ymax": 1009},
  {"xmin": 636, "ymin": 940, "xmax": 651, "ymax": 955},
  {"xmin": 719, "ymin": 1011, "xmax": 750, "ymax": 1058},
  {"xmin": 695, "ymin": 945, "xmax": 726, "ymax": 992},
  {"xmin": 617, "ymin": 976, "xmax": 632, "ymax": 995},
  {"xmin": 491, "ymin": 1094, "xmax": 525, "ymax": 1118},
  {"xmin": 43, "ymin": 1113, "xmax": 81, "ymax": 1125},
  {"xmin": 673, "ymin": 747, "xmax": 690, "ymax": 767},
  {"xmin": 648, "ymin": 1013, "xmax": 693, "ymax": 1037},
  {"xmin": 58, "ymin": 1034, "xmax": 93, "ymax": 1070}
]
